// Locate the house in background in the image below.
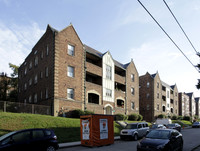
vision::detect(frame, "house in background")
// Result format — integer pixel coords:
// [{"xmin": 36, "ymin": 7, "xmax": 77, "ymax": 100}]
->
[
  {"xmin": 18, "ymin": 24, "xmax": 140, "ymax": 116},
  {"xmin": 186, "ymin": 92, "xmax": 196, "ymax": 117},
  {"xmin": 195, "ymin": 97, "xmax": 200, "ymax": 118},
  {"xmin": 179, "ymin": 92, "xmax": 190, "ymax": 116},
  {"xmin": 139, "ymin": 72, "xmax": 179, "ymax": 122}
]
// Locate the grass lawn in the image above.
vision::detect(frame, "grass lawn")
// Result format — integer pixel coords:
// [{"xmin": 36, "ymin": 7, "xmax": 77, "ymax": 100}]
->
[{"xmin": 0, "ymin": 112, "xmax": 123, "ymax": 143}]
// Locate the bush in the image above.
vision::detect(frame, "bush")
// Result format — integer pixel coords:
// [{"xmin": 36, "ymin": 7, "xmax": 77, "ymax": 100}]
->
[
  {"xmin": 183, "ymin": 116, "xmax": 191, "ymax": 121},
  {"xmin": 172, "ymin": 115, "xmax": 178, "ymax": 120},
  {"xmin": 128, "ymin": 113, "xmax": 138, "ymax": 121},
  {"xmin": 84, "ymin": 110, "xmax": 94, "ymax": 115},
  {"xmin": 137, "ymin": 114, "xmax": 143, "ymax": 121},
  {"xmin": 123, "ymin": 115, "xmax": 128, "ymax": 121},
  {"xmin": 178, "ymin": 116, "xmax": 183, "ymax": 120},
  {"xmin": 157, "ymin": 114, "xmax": 166, "ymax": 119},
  {"xmin": 114, "ymin": 113, "xmax": 125, "ymax": 121},
  {"xmin": 70, "ymin": 109, "xmax": 85, "ymax": 118}
]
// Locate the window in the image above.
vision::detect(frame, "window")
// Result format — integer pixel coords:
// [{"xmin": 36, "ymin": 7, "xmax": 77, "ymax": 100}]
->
[
  {"xmin": 167, "ymin": 91, "xmax": 169, "ymax": 98},
  {"xmin": 67, "ymin": 88, "xmax": 74, "ymax": 99},
  {"xmin": 138, "ymin": 124, "xmax": 142, "ymax": 128},
  {"xmin": 40, "ymin": 91, "xmax": 43, "ymax": 99},
  {"xmin": 32, "ymin": 130, "xmax": 44, "ymax": 139},
  {"xmin": 162, "ymin": 95, "xmax": 166, "ymax": 101},
  {"xmin": 157, "ymin": 93, "xmax": 159, "ymax": 99},
  {"xmin": 46, "ymin": 45, "xmax": 49, "ymax": 56},
  {"xmin": 12, "ymin": 131, "xmax": 31, "ymax": 143},
  {"xmin": 29, "ymin": 61, "xmax": 32, "ymax": 69},
  {"xmin": 157, "ymin": 82, "xmax": 159, "ymax": 88},
  {"xmin": 24, "ymin": 67, "xmax": 27, "ymax": 75},
  {"xmin": 147, "ymin": 104, "xmax": 149, "ymax": 110},
  {"xmin": 163, "ymin": 106, "xmax": 166, "ymax": 112},
  {"xmin": 171, "ymin": 108, "xmax": 173, "ymax": 113},
  {"xmin": 45, "ymin": 67, "xmax": 48, "ymax": 77},
  {"xmin": 45, "ymin": 88, "xmax": 48, "ymax": 99},
  {"xmin": 131, "ymin": 74, "xmax": 134, "ymax": 82},
  {"xmin": 41, "ymin": 51, "xmax": 43, "ymax": 59},
  {"xmin": 24, "ymin": 83, "xmax": 27, "ymax": 90},
  {"xmin": 106, "ymin": 89, "xmax": 112, "ymax": 97},
  {"xmin": 162, "ymin": 86, "xmax": 166, "ymax": 91},
  {"xmin": 40, "ymin": 71, "xmax": 43, "ymax": 79},
  {"xmin": 147, "ymin": 93, "xmax": 150, "ymax": 99},
  {"xmin": 106, "ymin": 65, "xmax": 112, "ymax": 80},
  {"xmin": 68, "ymin": 44, "xmax": 75, "ymax": 56},
  {"xmin": 34, "ymin": 94, "xmax": 37, "ymax": 103},
  {"xmin": 34, "ymin": 56, "xmax": 38, "ymax": 66},
  {"xmin": 157, "ymin": 104, "xmax": 159, "ymax": 110},
  {"xmin": 147, "ymin": 82, "xmax": 150, "ymax": 88},
  {"xmin": 34, "ymin": 74, "xmax": 38, "ymax": 84},
  {"xmin": 131, "ymin": 88, "xmax": 134, "ymax": 95},
  {"xmin": 29, "ymin": 78, "xmax": 32, "ymax": 86},
  {"xmin": 167, "ymin": 104, "xmax": 169, "ymax": 108},
  {"xmin": 131, "ymin": 102, "xmax": 135, "ymax": 110},
  {"xmin": 67, "ymin": 66, "xmax": 74, "ymax": 77},
  {"xmin": 29, "ymin": 95, "xmax": 32, "ymax": 103}
]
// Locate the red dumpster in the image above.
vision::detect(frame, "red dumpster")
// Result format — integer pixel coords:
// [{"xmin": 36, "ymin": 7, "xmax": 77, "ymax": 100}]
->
[{"xmin": 80, "ymin": 114, "xmax": 114, "ymax": 147}]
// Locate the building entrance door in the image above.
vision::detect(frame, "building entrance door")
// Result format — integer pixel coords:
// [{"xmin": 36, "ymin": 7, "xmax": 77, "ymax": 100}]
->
[{"xmin": 105, "ymin": 106, "xmax": 112, "ymax": 115}]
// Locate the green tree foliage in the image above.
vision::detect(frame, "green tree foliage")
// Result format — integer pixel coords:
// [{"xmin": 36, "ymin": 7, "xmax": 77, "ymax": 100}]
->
[
  {"xmin": 0, "ymin": 72, "xmax": 10, "ymax": 100},
  {"xmin": 9, "ymin": 63, "xmax": 19, "ymax": 89}
]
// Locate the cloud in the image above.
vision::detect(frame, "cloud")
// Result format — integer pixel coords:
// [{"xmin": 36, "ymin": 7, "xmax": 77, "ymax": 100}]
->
[{"xmin": 0, "ymin": 22, "xmax": 44, "ymax": 75}]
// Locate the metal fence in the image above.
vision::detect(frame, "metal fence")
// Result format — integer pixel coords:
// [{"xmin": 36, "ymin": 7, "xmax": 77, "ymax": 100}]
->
[{"xmin": 0, "ymin": 101, "xmax": 52, "ymax": 115}]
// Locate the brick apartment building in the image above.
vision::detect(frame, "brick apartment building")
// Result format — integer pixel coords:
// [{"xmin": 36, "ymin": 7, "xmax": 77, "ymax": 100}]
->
[
  {"xmin": 186, "ymin": 92, "xmax": 196, "ymax": 117},
  {"xmin": 139, "ymin": 72, "xmax": 179, "ymax": 122},
  {"xmin": 178, "ymin": 92, "xmax": 190, "ymax": 116},
  {"xmin": 195, "ymin": 97, "xmax": 200, "ymax": 117},
  {"xmin": 18, "ymin": 24, "xmax": 139, "ymax": 116}
]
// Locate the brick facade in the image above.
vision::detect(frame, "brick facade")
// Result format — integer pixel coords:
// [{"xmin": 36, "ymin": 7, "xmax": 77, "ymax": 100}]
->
[{"xmin": 18, "ymin": 24, "xmax": 140, "ymax": 116}]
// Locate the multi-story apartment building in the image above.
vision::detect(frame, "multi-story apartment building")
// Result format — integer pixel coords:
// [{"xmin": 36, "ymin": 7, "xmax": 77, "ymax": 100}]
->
[
  {"xmin": 195, "ymin": 97, "xmax": 200, "ymax": 117},
  {"xmin": 179, "ymin": 92, "xmax": 190, "ymax": 116},
  {"xmin": 186, "ymin": 92, "xmax": 196, "ymax": 117},
  {"xmin": 18, "ymin": 24, "xmax": 139, "ymax": 116},
  {"xmin": 139, "ymin": 72, "xmax": 179, "ymax": 122}
]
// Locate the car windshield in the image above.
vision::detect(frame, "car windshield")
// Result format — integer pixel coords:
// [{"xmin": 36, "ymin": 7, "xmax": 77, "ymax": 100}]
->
[
  {"xmin": 151, "ymin": 125, "xmax": 158, "ymax": 129},
  {"xmin": 146, "ymin": 130, "xmax": 170, "ymax": 139},
  {"xmin": 125, "ymin": 124, "xmax": 137, "ymax": 129},
  {"xmin": 0, "ymin": 131, "xmax": 16, "ymax": 141}
]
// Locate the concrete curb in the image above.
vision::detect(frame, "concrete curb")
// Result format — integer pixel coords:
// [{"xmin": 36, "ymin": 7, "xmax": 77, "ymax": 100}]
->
[{"xmin": 59, "ymin": 136, "xmax": 120, "ymax": 148}]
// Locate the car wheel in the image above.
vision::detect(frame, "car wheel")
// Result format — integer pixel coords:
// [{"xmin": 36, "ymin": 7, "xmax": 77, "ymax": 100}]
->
[
  {"xmin": 46, "ymin": 146, "xmax": 56, "ymax": 151},
  {"xmin": 133, "ymin": 134, "xmax": 138, "ymax": 141}
]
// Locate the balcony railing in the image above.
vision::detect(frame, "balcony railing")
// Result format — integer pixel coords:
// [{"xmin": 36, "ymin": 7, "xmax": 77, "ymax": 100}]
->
[{"xmin": 86, "ymin": 62, "xmax": 102, "ymax": 76}]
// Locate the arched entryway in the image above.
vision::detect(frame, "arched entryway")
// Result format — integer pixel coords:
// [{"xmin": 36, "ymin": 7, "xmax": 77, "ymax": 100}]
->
[{"xmin": 104, "ymin": 104, "xmax": 113, "ymax": 115}]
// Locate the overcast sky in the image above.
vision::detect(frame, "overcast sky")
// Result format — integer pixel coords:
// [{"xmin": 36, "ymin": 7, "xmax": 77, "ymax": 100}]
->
[{"xmin": 0, "ymin": 0, "xmax": 200, "ymax": 97}]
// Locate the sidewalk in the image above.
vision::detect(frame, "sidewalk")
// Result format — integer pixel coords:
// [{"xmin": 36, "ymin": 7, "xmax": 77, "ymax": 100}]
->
[{"xmin": 59, "ymin": 136, "xmax": 120, "ymax": 148}]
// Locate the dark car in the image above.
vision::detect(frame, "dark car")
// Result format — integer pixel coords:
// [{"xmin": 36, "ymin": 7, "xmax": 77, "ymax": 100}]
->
[
  {"xmin": 167, "ymin": 123, "xmax": 181, "ymax": 132},
  {"xmin": 137, "ymin": 129, "xmax": 183, "ymax": 151},
  {"xmin": 192, "ymin": 121, "xmax": 200, "ymax": 128},
  {"xmin": 0, "ymin": 128, "xmax": 59, "ymax": 151}
]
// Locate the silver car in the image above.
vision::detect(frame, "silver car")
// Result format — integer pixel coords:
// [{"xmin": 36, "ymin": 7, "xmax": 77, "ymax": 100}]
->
[{"xmin": 120, "ymin": 122, "xmax": 149, "ymax": 141}]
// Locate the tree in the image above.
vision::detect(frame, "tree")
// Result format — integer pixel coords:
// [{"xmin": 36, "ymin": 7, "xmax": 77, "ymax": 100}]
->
[
  {"xmin": 196, "ymin": 53, "xmax": 200, "ymax": 89},
  {"xmin": 9, "ymin": 63, "xmax": 19, "ymax": 89},
  {"xmin": 0, "ymin": 72, "xmax": 10, "ymax": 100}
]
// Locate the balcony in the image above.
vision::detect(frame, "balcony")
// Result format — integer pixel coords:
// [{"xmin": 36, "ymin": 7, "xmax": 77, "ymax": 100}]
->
[
  {"xmin": 86, "ymin": 62, "xmax": 102, "ymax": 76},
  {"xmin": 115, "ymin": 74, "xmax": 125, "ymax": 84}
]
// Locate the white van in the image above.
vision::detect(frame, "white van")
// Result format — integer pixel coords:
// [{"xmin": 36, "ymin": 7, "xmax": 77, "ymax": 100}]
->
[{"xmin": 155, "ymin": 118, "xmax": 172, "ymax": 125}]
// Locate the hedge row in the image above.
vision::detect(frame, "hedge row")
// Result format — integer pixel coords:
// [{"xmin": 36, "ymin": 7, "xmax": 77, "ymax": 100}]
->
[
  {"xmin": 114, "ymin": 113, "xmax": 143, "ymax": 121},
  {"xmin": 156, "ymin": 114, "xmax": 193, "ymax": 121}
]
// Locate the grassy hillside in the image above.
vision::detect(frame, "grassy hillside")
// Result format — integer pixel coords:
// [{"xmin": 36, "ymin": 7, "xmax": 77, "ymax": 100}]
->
[{"xmin": 0, "ymin": 112, "xmax": 123, "ymax": 143}]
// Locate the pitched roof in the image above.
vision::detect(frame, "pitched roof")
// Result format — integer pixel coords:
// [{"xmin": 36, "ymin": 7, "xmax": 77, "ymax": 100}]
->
[
  {"xmin": 195, "ymin": 97, "xmax": 200, "ymax": 102},
  {"xmin": 186, "ymin": 92, "xmax": 193, "ymax": 98},
  {"xmin": 151, "ymin": 73, "xmax": 157, "ymax": 78},
  {"xmin": 84, "ymin": 44, "xmax": 127, "ymax": 70}
]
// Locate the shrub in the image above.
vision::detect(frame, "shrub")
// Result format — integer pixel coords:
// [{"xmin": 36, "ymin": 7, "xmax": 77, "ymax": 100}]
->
[
  {"xmin": 171, "ymin": 115, "xmax": 178, "ymax": 120},
  {"xmin": 157, "ymin": 114, "xmax": 166, "ymax": 119},
  {"xmin": 70, "ymin": 109, "xmax": 85, "ymax": 118},
  {"xmin": 137, "ymin": 114, "xmax": 143, "ymax": 121},
  {"xmin": 123, "ymin": 115, "xmax": 128, "ymax": 121},
  {"xmin": 84, "ymin": 110, "xmax": 94, "ymax": 115},
  {"xmin": 178, "ymin": 116, "xmax": 183, "ymax": 120},
  {"xmin": 114, "ymin": 113, "xmax": 125, "ymax": 121},
  {"xmin": 183, "ymin": 116, "xmax": 191, "ymax": 121},
  {"xmin": 128, "ymin": 113, "xmax": 138, "ymax": 121}
]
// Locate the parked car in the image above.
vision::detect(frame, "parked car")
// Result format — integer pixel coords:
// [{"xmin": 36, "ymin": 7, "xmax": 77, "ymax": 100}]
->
[
  {"xmin": 151, "ymin": 124, "xmax": 166, "ymax": 130},
  {"xmin": 0, "ymin": 128, "xmax": 59, "ymax": 151},
  {"xmin": 192, "ymin": 121, "xmax": 200, "ymax": 128},
  {"xmin": 120, "ymin": 122, "xmax": 149, "ymax": 141},
  {"xmin": 137, "ymin": 129, "xmax": 183, "ymax": 151},
  {"xmin": 166, "ymin": 123, "xmax": 181, "ymax": 132}
]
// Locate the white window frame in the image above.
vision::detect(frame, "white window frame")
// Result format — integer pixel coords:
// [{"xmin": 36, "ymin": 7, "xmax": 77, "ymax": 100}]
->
[
  {"xmin": 68, "ymin": 44, "xmax": 75, "ymax": 56},
  {"xmin": 131, "ymin": 102, "xmax": 135, "ymax": 110},
  {"xmin": 67, "ymin": 66, "xmax": 74, "ymax": 77},
  {"xmin": 67, "ymin": 88, "xmax": 74, "ymax": 99},
  {"xmin": 106, "ymin": 65, "xmax": 112, "ymax": 80},
  {"xmin": 131, "ymin": 87, "xmax": 134, "ymax": 95},
  {"xmin": 131, "ymin": 74, "xmax": 134, "ymax": 82},
  {"xmin": 106, "ymin": 89, "xmax": 112, "ymax": 97}
]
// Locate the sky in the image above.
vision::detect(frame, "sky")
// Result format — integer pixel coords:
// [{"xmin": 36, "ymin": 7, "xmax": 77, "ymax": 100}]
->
[{"xmin": 0, "ymin": 0, "xmax": 200, "ymax": 97}]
